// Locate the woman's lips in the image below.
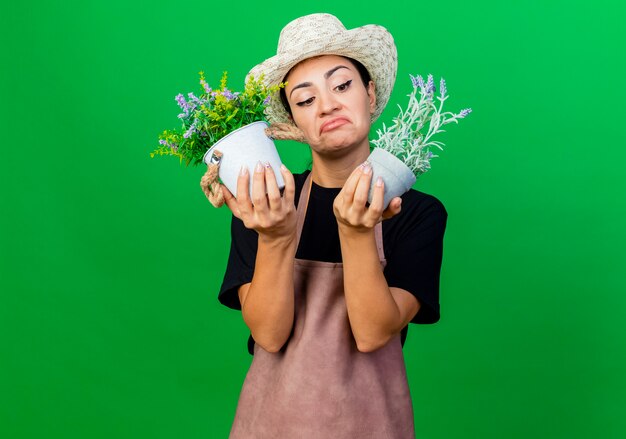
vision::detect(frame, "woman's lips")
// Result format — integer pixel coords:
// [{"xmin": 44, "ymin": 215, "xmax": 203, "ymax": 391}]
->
[{"xmin": 320, "ymin": 117, "xmax": 350, "ymax": 134}]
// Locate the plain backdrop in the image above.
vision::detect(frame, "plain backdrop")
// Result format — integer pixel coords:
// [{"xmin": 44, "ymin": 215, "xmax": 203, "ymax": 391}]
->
[{"xmin": 1, "ymin": 1, "xmax": 625, "ymax": 438}]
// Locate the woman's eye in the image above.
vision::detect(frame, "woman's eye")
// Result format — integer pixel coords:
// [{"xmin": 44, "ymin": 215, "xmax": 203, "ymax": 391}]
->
[
  {"xmin": 296, "ymin": 97, "xmax": 315, "ymax": 107},
  {"xmin": 335, "ymin": 80, "xmax": 352, "ymax": 92}
]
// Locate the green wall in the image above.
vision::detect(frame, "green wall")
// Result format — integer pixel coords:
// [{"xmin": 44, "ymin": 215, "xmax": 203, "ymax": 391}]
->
[{"xmin": 1, "ymin": 1, "xmax": 625, "ymax": 437}]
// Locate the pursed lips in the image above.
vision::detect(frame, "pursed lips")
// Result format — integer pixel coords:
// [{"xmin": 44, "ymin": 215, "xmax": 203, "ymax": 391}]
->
[{"xmin": 319, "ymin": 117, "xmax": 350, "ymax": 134}]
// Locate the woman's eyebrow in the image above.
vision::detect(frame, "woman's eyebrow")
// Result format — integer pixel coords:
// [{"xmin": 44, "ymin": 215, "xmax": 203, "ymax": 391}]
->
[
  {"xmin": 289, "ymin": 65, "xmax": 351, "ymax": 98},
  {"xmin": 324, "ymin": 65, "xmax": 349, "ymax": 79},
  {"xmin": 290, "ymin": 82, "xmax": 312, "ymax": 98}
]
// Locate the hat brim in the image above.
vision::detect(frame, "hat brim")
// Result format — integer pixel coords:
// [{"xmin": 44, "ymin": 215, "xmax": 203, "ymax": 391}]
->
[{"xmin": 247, "ymin": 24, "xmax": 397, "ymax": 126}]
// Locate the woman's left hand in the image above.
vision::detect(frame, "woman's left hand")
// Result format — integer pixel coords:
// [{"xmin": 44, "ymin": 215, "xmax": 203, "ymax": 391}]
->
[{"xmin": 333, "ymin": 161, "xmax": 402, "ymax": 233}]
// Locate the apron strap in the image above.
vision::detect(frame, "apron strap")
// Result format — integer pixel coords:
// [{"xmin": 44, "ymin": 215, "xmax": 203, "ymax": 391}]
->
[
  {"xmin": 295, "ymin": 172, "xmax": 313, "ymax": 247},
  {"xmin": 295, "ymin": 172, "xmax": 385, "ymax": 261}
]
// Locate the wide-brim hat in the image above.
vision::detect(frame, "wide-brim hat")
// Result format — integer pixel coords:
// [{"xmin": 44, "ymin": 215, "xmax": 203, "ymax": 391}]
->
[{"xmin": 246, "ymin": 13, "xmax": 398, "ymax": 126}]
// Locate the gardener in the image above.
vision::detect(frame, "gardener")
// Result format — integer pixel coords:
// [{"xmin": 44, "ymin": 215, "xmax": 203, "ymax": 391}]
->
[{"xmin": 216, "ymin": 13, "xmax": 448, "ymax": 439}]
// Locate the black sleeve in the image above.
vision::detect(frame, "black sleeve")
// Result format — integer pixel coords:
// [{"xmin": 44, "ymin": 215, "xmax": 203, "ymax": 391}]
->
[
  {"xmin": 383, "ymin": 194, "xmax": 448, "ymax": 324},
  {"xmin": 217, "ymin": 214, "xmax": 259, "ymax": 310}
]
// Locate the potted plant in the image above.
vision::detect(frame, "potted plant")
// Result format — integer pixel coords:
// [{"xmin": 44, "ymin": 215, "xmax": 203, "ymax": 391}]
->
[
  {"xmin": 151, "ymin": 70, "xmax": 286, "ymax": 206},
  {"xmin": 367, "ymin": 73, "xmax": 472, "ymax": 208}
]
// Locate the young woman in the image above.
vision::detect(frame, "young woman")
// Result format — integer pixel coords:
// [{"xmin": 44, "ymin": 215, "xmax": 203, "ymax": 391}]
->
[{"xmin": 216, "ymin": 13, "xmax": 448, "ymax": 439}]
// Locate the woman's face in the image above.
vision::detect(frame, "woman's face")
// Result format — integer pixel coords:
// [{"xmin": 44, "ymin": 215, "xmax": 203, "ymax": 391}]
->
[{"xmin": 284, "ymin": 55, "xmax": 376, "ymax": 157}]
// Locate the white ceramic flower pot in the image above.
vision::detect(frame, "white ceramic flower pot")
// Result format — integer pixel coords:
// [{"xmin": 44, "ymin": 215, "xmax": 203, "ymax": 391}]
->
[
  {"xmin": 366, "ymin": 147, "xmax": 417, "ymax": 209},
  {"xmin": 203, "ymin": 121, "xmax": 285, "ymax": 198}
]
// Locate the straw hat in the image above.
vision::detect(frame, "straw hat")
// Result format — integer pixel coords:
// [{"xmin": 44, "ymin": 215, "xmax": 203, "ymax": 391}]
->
[{"xmin": 247, "ymin": 13, "xmax": 397, "ymax": 126}]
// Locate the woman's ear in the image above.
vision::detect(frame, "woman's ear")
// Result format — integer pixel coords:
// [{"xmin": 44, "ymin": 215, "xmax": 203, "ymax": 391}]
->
[{"xmin": 367, "ymin": 81, "xmax": 376, "ymax": 113}]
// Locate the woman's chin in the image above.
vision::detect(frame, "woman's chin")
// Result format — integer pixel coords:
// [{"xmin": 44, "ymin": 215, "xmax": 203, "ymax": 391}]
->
[
  {"xmin": 313, "ymin": 141, "xmax": 368, "ymax": 160},
  {"xmin": 316, "ymin": 131, "xmax": 360, "ymax": 149}
]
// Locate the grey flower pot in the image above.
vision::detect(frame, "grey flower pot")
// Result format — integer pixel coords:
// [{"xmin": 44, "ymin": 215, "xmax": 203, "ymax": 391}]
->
[
  {"xmin": 367, "ymin": 147, "xmax": 417, "ymax": 209},
  {"xmin": 203, "ymin": 121, "xmax": 285, "ymax": 198}
]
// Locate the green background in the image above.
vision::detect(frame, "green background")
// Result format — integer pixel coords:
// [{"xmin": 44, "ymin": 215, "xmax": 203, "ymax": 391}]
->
[{"xmin": 1, "ymin": 0, "xmax": 624, "ymax": 437}]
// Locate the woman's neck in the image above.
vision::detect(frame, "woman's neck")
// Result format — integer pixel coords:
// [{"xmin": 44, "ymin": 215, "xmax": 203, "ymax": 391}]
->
[{"xmin": 310, "ymin": 145, "xmax": 370, "ymax": 188}]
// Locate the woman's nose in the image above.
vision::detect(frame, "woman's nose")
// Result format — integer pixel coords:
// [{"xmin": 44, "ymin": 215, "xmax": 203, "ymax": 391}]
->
[{"xmin": 318, "ymin": 91, "xmax": 341, "ymax": 115}]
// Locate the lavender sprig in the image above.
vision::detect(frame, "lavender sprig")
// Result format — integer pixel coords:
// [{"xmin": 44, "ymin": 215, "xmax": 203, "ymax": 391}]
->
[
  {"xmin": 152, "ymin": 70, "xmax": 286, "ymax": 167},
  {"xmin": 371, "ymin": 73, "xmax": 471, "ymax": 176},
  {"xmin": 175, "ymin": 94, "xmax": 190, "ymax": 119},
  {"xmin": 222, "ymin": 88, "xmax": 236, "ymax": 100},
  {"xmin": 183, "ymin": 118, "xmax": 199, "ymax": 139}
]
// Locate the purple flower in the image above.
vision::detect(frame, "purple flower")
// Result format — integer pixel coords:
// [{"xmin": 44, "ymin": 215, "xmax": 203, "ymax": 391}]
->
[
  {"xmin": 222, "ymin": 88, "xmax": 236, "ymax": 100},
  {"xmin": 439, "ymin": 78, "xmax": 447, "ymax": 97},
  {"xmin": 410, "ymin": 74, "xmax": 425, "ymax": 89},
  {"xmin": 183, "ymin": 119, "xmax": 198, "ymax": 139},
  {"xmin": 187, "ymin": 92, "xmax": 205, "ymax": 112},
  {"xmin": 426, "ymin": 74, "xmax": 436, "ymax": 94},
  {"xmin": 458, "ymin": 108, "xmax": 472, "ymax": 118},
  {"xmin": 263, "ymin": 95, "xmax": 271, "ymax": 105},
  {"xmin": 159, "ymin": 139, "xmax": 168, "ymax": 145},
  {"xmin": 426, "ymin": 151, "xmax": 434, "ymax": 159},
  {"xmin": 200, "ymin": 79, "xmax": 211, "ymax": 94},
  {"xmin": 175, "ymin": 93, "xmax": 190, "ymax": 114}
]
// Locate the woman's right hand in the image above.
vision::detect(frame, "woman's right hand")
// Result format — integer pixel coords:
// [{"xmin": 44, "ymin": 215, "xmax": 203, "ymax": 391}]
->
[{"xmin": 221, "ymin": 161, "xmax": 296, "ymax": 241}]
